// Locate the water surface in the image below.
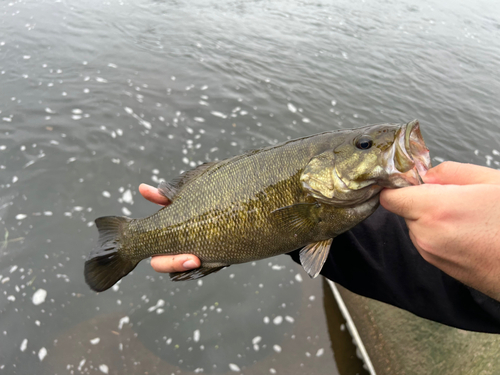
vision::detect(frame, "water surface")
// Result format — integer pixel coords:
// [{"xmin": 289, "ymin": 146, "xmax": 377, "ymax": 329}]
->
[{"xmin": 1, "ymin": 0, "xmax": 499, "ymax": 373}]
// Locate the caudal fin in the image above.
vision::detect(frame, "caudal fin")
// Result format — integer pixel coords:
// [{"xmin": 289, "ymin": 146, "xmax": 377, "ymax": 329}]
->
[{"xmin": 84, "ymin": 216, "xmax": 138, "ymax": 292}]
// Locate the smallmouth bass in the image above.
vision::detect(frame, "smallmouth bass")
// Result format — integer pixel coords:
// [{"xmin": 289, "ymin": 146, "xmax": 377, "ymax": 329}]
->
[{"xmin": 85, "ymin": 120, "xmax": 431, "ymax": 292}]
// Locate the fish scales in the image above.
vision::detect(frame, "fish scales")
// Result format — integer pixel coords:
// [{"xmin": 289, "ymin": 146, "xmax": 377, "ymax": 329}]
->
[
  {"xmin": 84, "ymin": 121, "xmax": 431, "ymax": 291},
  {"xmin": 124, "ymin": 133, "xmax": 337, "ymax": 263}
]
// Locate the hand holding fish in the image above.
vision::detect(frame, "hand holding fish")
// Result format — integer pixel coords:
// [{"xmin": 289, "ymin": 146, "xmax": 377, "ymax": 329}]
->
[
  {"xmin": 138, "ymin": 183, "xmax": 201, "ymax": 273},
  {"xmin": 381, "ymin": 161, "xmax": 500, "ymax": 301}
]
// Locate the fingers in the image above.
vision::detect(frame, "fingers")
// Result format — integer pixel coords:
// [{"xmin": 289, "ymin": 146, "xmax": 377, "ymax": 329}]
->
[
  {"xmin": 139, "ymin": 183, "xmax": 171, "ymax": 206},
  {"xmin": 380, "ymin": 184, "xmax": 440, "ymax": 220},
  {"xmin": 424, "ymin": 161, "xmax": 500, "ymax": 186},
  {"xmin": 151, "ymin": 255, "xmax": 201, "ymax": 273}
]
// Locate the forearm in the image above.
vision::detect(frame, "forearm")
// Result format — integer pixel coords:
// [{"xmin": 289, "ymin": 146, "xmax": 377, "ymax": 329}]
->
[{"xmin": 289, "ymin": 206, "xmax": 500, "ymax": 333}]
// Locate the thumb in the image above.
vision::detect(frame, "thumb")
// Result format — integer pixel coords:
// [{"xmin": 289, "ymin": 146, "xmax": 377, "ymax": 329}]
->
[
  {"xmin": 424, "ymin": 161, "xmax": 500, "ymax": 185},
  {"xmin": 380, "ymin": 185, "xmax": 437, "ymax": 220},
  {"xmin": 380, "ymin": 187, "xmax": 419, "ymax": 220}
]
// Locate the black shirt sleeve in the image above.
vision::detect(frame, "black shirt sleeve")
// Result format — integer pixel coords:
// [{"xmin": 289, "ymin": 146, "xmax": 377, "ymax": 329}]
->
[{"xmin": 289, "ymin": 206, "xmax": 500, "ymax": 333}]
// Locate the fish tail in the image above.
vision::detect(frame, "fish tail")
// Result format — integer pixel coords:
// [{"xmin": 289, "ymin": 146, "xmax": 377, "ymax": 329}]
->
[{"xmin": 84, "ymin": 216, "xmax": 139, "ymax": 292}]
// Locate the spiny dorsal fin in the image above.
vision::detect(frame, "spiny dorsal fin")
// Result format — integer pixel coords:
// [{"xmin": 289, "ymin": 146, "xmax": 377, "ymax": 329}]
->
[
  {"xmin": 158, "ymin": 181, "xmax": 178, "ymax": 201},
  {"xmin": 271, "ymin": 203, "xmax": 321, "ymax": 237},
  {"xmin": 300, "ymin": 238, "xmax": 333, "ymax": 278},
  {"xmin": 158, "ymin": 161, "xmax": 218, "ymax": 201}
]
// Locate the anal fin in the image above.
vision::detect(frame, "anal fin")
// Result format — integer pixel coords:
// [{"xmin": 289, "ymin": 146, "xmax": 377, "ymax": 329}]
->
[
  {"xmin": 300, "ymin": 238, "xmax": 333, "ymax": 278},
  {"xmin": 169, "ymin": 266, "xmax": 227, "ymax": 281}
]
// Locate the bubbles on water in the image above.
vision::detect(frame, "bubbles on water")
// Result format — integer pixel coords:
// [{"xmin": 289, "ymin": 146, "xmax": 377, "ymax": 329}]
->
[
  {"xmin": 90, "ymin": 337, "xmax": 100, "ymax": 345},
  {"xmin": 287, "ymin": 103, "xmax": 297, "ymax": 113},
  {"xmin": 15, "ymin": 214, "xmax": 27, "ymax": 220},
  {"xmin": 99, "ymin": 364, "xmax": 109, "ymax": 373},
  {"xmin": 273, "ymin": 316, "xmax": 283, "ymax": 325}
]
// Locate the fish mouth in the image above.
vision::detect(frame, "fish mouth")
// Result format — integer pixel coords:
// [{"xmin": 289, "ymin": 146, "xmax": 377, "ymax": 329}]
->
[{"xmin": 384, "ymin": 120, "xmax": 432, "ymax": 187}]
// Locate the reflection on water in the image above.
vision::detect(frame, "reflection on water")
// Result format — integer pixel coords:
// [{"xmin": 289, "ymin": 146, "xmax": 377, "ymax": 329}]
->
[{"xmin": 1, "ymin": 0, "xmax": 500, "ymax": 373}]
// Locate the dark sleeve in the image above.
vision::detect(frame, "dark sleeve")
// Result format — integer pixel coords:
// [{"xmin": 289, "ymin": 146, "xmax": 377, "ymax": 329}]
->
[{"xmin": 289, "ymin": 206, "xmax": 500, "ymax": 333}]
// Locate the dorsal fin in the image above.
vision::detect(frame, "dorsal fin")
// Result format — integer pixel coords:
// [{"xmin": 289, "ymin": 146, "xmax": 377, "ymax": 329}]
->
[{"xmin": 158, "ymin": 161, "xmax": 218, "ymax": 201}]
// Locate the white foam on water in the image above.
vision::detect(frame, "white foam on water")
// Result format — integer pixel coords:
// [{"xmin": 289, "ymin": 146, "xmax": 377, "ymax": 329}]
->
[
  {"xmin": 99, "ymin": 364, "xmax": 109, "ymax": 374},
  {"xmin": 316, "ymin": 348, "xmax": 324, "ymax": 357},
  {"xmin": 273, "ymin": 345, "xmax": 282, "ymax": 353},
  {"xmin": 78, "ymin": 359, "xmax": 86, "ymax": 371},
  {"xmin": 229, "ymin": 363, "xmax": 240, "ymax": 372},
  {"xmin": 38, "ymin": 347, "xmax": 47, "ymax": 361},
  {"xmin": 102, "ymin": 191, "xmax": 111, "ymax": 198},
  {"xmin": 20, "ymin": 339, "xmax": 28, "ymax": 352},
  {"xmin": 16, "ymin": 214, "xmax": 27, "ymax": 220},
  {"xmin": 193, "ymin": 330, "xmax": 200, "ymax": 342},
  {"xmin": 122, "ymin": 189, "xmax": 133, "ymax": 204},
  {"xmin": 96, "ymin": 77, "xmax": 108, "ymax": 83},
  {"xmin": 252, "ymin": 336, "xmax": 261, "ymax": 345},
  {"xmin": 287, "ymin": 103, "xmax": 297, "ymax": 113},
  {"xmin": 118, "ymin": 316, "xmax": 129, "ymax": 330},
  {"xmin": 295, "ymin": 274, "xmax": 303, "ymax": 282},
  {"xmin": 285, "ymin": 316, "xmax": 294, "ymax": 323},
  {"xmin": 211, "ymin": 111, "xmax": 227, "ymax": 118},
  {"xmin": 122, "ymin": 207, "xmax": 131, "ymax": 216},
  {"xmin": 32, "ymin": 289, "xmax": 47, "ymax": 305},
  {"xmin": 273, "ymin": 316, "xmax": 283, "ymax": 325}
]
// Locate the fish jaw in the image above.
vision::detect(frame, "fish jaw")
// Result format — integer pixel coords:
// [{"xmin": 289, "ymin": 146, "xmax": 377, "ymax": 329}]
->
[{"xmin": 381, "ymin": 120, "xmax": 432, "ymax": 188}]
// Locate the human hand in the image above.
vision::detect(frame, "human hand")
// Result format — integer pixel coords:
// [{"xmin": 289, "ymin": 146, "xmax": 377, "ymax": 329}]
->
[
  {"xmin": 380, "ymin": 161, "xmax": 500, "ymax": 301},
  {"xmin": 138, "ymin": 183, "xmax": 201, "ymax": 273}
]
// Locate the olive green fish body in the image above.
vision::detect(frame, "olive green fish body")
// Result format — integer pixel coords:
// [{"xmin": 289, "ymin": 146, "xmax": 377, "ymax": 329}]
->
[
  {"xmin": 85, "ymin": 121, "xmax": 431, "ymax": 292},
  {"xmin": 123, "ymin": 132, "xmax": 359, "ymax": 263}
]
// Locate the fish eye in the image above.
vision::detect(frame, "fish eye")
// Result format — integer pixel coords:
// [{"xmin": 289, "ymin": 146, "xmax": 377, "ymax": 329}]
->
[{"xmin": 355, "ymin": 137, "xmax": 373, "ymax": 150}]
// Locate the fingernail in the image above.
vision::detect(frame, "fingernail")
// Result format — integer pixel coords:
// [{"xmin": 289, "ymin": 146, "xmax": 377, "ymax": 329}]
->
[{"xmin": 183, "ymin": 260, "xmax": 197, "ymax": 270}]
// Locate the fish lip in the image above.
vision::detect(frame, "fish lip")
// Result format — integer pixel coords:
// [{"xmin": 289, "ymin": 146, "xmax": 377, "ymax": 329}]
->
[
  {"xmin": 380, "ymin": 120, "xmax": 431, "ymax": 188},
  {"xmin": 395, "ymin": 120, "xmax": 432, "ymax": 186}
]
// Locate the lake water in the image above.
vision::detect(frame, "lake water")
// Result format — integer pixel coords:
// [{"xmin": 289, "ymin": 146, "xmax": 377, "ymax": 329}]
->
[{"xmin": 1, "ymin": 0, "xmax": 499, "ymax": 374}]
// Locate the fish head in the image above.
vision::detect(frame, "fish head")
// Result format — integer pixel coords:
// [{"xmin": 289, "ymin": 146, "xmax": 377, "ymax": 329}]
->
[{"xmin": 301, "ymin": 120, "xmax": 431, "ymax": 206}]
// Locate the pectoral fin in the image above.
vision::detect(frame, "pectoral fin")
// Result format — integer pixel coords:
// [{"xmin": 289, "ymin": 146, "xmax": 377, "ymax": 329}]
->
[
  {"xmin": 300, "ymin": 238, "xmax": 333, "ymax": 278},
  {"xmin": 271, "ymin": 203, "xmax": 321, "ymax": 237}
]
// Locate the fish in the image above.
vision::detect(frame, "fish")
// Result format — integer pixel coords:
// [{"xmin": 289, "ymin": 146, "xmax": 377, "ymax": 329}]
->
[{"xmin": 84, "ymin": 120, "xmax": 431, "ymax": 292}]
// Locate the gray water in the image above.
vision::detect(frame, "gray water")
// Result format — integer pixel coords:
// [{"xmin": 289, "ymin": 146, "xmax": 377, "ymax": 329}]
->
[{"xmin": 1, "ymin": 0, "xmax": 500, "ymax": 374}]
